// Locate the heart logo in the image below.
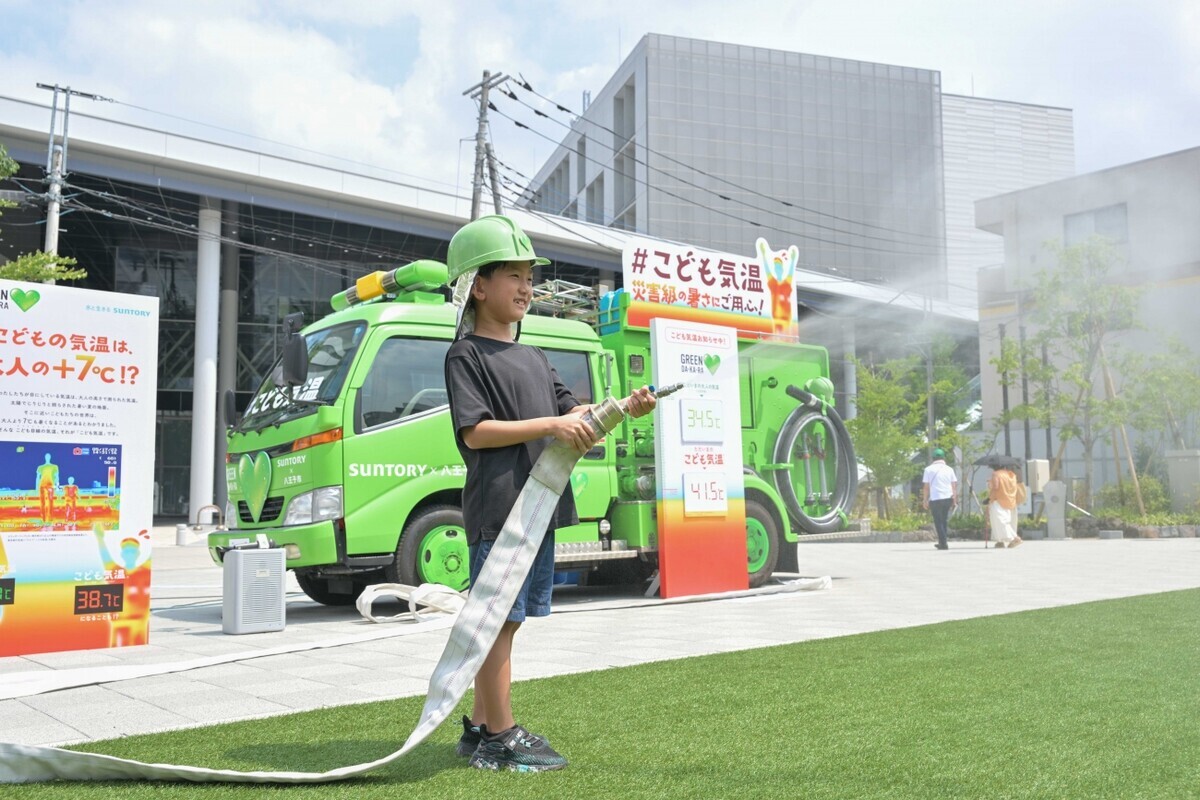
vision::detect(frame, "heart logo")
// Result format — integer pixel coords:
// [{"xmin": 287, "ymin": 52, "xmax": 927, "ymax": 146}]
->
[
  {"xmin": 11, "ymin": 288, "xmax": 40, "ymax": 312},
  {"xmin": 703, "ymin": 354, "xmax": 721, "ymax": 375},
  {"xmin": 569, "ymin": 471, "xmax": 588, "ymax": 497},
  {"xmin": 238, "ymin": 452, "xmax": 272, "ymax": 522}
]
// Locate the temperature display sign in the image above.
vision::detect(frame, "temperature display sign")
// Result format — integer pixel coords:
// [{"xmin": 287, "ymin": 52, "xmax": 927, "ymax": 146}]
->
[
  {"xmin": 684, "ymin": 472, "xmax": 727, "ymax": 516},
  {"xmin": 679, "ymin": 399, "xmax": 724, "ymax": 445},
  {"xmin": 73, "ymin": 584, "xmax": 124, "ymax": 615}
]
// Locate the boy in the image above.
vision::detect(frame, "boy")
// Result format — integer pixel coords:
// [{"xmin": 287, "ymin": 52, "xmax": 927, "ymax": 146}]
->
[{"xmin": 443, "ymin": 215, "xmax": 654, "ymax": 772}]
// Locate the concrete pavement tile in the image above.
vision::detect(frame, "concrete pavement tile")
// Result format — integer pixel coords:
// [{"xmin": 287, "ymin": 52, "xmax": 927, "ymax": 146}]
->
[
  {"xmin": 1, "ymin": 700, "xmax": 72, "ymax": 728},
  {"xmin": 185, "ymin": 662, "xmax": 278, "ymax": 682},
  {"xmin": 303, "ymin": 649, "xmax": 411, "ymax": 669},
  {"xmin": 111, "ymin": 677, "xmax": 234, "ymax": 700},
  {"xmin": 18, "ymin": 651, "xmax": 126, "ymax": 670},
  {"xmin": 254, "ymin": 687, "xmax": 380, "ymax": 710},
  {"xmin": 143, "ymin": 690, "xmax": 292, "ymax": 724},
  {"xmin": 2, "ymin": 722, "xmax": 87, "ymax": 746},
  {"xmin": 20, "ymin": 685, "xmax": 124, "ymax": 714},
  {"xmin": 225, "ymin": 676, "xmax": 336, "ymax": 697},
  {"xmin": 258, "ymin": 661, "xmax": 384, "ymax": 684},
  {"xmin": 351, "ymin": 677, "xmax": 435, "ymax": 699}
]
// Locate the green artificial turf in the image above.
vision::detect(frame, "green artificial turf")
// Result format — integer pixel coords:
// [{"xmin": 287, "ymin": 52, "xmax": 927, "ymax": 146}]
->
[{"xmin": 10, "ymin": 589, "xmax": 1200, "ymax": 799}]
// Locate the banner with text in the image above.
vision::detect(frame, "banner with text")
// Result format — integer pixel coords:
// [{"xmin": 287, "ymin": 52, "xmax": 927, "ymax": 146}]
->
[
  {"xmin": 0, "ymin": 280, "xmax": 159, "ymax": 656},
  {"xmin": 651, "ymin": 319, "xmax": 746, "ymax": 598},
  {"xmin": 623, "ymin": 237, "xmax": 799, "ymax": 340}
]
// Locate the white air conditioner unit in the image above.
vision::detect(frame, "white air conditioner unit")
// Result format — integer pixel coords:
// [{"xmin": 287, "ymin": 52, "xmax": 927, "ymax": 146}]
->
[{"xmin": 222, "ymin": 548, "xmax": 286, "ymax": 634}]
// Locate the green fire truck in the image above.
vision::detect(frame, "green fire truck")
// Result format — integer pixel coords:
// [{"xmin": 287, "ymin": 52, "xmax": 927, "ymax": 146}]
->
[{"xmin": 208, "ymin": 259, "xmax": 857, "ymax": 604}]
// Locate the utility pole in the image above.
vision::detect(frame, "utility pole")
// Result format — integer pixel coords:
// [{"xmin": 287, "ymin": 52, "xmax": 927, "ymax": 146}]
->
[
  {"xmin": 36, "ymin": 83, "xmax": 113, "ymax": 256},
  {"xmin": 462, "ymin": 71, "xmax": 508, "ymax": 220}
]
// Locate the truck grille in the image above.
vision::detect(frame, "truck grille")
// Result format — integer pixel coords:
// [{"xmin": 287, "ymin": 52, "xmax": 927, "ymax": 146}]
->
[{"xmin": 238, "ymin": 497, "xmax": 284, "ymax": 523}]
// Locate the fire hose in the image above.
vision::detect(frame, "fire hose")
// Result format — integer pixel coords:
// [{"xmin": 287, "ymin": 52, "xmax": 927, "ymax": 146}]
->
[
  {"xmin": 0, "ymin": 390, "xmax": 671, "ymax": 785},
  {"xmin": 770, "ymin": 385, "xmax": 857, "ymax": 535}
]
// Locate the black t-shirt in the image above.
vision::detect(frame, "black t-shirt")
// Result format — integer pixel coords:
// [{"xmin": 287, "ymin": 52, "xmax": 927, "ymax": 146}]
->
[{"xmin": 445, "ymin": 335, "xmax": 580, "ymax": 545}]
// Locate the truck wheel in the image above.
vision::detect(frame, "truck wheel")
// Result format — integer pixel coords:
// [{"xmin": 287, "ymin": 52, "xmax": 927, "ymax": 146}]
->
[
  {"xmin": 295, "ymin": 571, "xmax": 361, "ymax": 606},
  {"xmin": 746, "ymin": 499, "xmax": 780, "ymax": 588},
  {"xmin": 389, "ymin": 505, "xmax": 470, "ymax": 592}
]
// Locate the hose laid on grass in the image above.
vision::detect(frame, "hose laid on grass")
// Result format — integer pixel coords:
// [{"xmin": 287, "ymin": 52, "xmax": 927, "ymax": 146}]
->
[{"xmin": 0, "ymin": 424, "xmax": 605, "ymax": 784}]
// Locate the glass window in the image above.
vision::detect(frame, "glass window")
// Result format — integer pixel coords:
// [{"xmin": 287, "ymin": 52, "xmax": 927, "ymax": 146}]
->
[
  {"xmin": 359, "ymin": 337, "xmax": 452, "ymax": 429},
  {"xmin": 544, "ymin": 349, "xmax": 594, "ymax": 404},
  {"xmin": 241, "ymin": 322, "xmax": 366, "ymax": 429},
  {"xmin": 1064, "ymin": 204, "xmax": 1128, "ymax": 246}
]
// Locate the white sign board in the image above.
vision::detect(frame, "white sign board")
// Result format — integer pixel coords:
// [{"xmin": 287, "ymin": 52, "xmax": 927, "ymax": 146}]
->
[
  {"xmin": 0, "ymin": 280, "xmax": 159, "ymax": 656},
  {"xmin": 651, "ymin": 319, "xmax": 747, "ymax": 597}
]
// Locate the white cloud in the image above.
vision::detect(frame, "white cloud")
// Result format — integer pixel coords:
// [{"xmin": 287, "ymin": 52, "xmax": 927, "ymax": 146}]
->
[{"xmin": 0, "ymin": 0, "xmax": 1196, "ymax": 199}]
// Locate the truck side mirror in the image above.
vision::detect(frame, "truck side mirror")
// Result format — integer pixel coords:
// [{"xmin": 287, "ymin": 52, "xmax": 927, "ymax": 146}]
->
[
  {"xmin": 281, "ymin": 333, "xmax": 309, "ymax": 387},
  {"xmin": 222, "ymin": 388, "xmax": 240, "ymax": 428}
]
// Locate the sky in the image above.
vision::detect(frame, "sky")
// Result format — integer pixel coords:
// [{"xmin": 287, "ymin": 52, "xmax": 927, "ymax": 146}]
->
[{"xmin": 0, "ymin": 0, "xmax": 1196, "ymax": 200}]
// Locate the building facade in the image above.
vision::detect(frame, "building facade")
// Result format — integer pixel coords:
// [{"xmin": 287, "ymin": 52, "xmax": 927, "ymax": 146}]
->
[
  {"xmin": 521, "ymin": 34, "xmax": 950, "ymax": 297},
  {"xmin": 941, "ymin": 94, "xmax": 1075, "ymax": 309},
  {"xmin": 975, "ymin": 146, "xmax": 1200, "ymax": 499},
  {"xmin": 522, "ymin": 35, "xmax": 1078, "ymax": 314}
]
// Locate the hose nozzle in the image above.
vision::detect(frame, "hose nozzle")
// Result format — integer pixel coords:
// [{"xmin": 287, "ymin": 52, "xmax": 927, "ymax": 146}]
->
[{"xmin": 649, "ymin": 382, "xmax": 685, "ymax": 399}]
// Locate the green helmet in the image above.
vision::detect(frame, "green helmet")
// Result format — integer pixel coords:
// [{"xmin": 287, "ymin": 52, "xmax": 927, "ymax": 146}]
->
[{"xmin": 446, "ymin": 215, "xmax": 550, "ymax": 283}]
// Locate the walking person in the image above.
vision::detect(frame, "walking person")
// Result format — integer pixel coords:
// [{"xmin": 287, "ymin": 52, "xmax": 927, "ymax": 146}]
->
[
  {"xmin": 988, "ymin": 466, "xmax": 1026, "ymax": 548},
  {"xmin": 922, "ymin": 448, "xmax": 957, "ymax": 550},
  {"xmin": 444, "ymin": 215, "xmax": 655, "ymax": 772}
]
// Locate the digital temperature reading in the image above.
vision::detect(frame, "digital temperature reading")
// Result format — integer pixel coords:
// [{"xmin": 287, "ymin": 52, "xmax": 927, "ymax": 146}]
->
[
  {"xmin": 679, "ymin": 398, "xmax": 724, "ymax": 445},
  {"xmin": 683, "ymin": 472, "xmax": 728, "ymax": 516},
  {"xmin": 73, "ymin": 584, "xmax": 124, "ymax": 615}
]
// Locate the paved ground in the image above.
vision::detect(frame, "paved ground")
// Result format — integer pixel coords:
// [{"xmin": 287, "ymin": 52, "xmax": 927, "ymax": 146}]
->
[{"xmin": 1, "ymin": 527, "xmax": 1198, "ymax": 747}]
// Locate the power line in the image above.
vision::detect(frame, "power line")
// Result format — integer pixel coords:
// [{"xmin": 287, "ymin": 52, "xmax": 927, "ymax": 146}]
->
[
  {"xmin": 489, "ymin": 104, "xmax": 957, "ymax": 261},
  {"xmin": 504, "ymin": 79, "xmax": 998, "ymax": 250}
]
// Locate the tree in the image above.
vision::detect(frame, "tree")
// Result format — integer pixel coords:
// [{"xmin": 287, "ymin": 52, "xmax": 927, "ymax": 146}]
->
[
  {"xmin": 0, "ymin": 142, "xmax": 86, "ymax": 283},
  {"xmin": 846, "ymin": 355, "xmax": 926, "ymax": 518},
  {"xmin": 997, "ymin": 238, "xmax": 1143, "ymax": 507},
  {"xmin": 1119, "ymin": 338, "xmax": 1200, "ymax": 471}
]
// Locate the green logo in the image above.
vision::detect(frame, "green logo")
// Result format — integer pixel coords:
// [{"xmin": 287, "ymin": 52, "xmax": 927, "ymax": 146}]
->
[
  {"xmin": 11, "ymin": 288, "xmax": 41, "ymax": 312},
  {"xmin": 238, "ymin": 452, "xmax": 272, "ymax": 522},
  {"xmin": 703, "ymin": 354, "xmax": 721, "ymax": 375},
  {"xmin": 569, "ymin": 471, "xmax": 588, "ymax": 497}
]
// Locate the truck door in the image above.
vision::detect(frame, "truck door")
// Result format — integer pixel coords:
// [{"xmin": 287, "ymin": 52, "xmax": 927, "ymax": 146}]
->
[
  {"xmin": 544, "ymin": 347, "xmax": 614, "ymax": 520},
  {"xmin": 342, "ymin": 334, "xmax": 459, "ymax": 556}
]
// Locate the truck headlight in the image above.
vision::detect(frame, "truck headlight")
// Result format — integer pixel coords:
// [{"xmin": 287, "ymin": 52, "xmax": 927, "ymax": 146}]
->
[{"xmin": 283, "ymin": 486, "xmax": 343, "ymax": 526}]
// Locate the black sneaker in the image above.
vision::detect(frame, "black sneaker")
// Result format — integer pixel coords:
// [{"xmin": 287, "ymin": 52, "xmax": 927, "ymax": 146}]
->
[
  {"xmin": 468, "ymin": 724, "xmax": 568, "ymax": 772},
  {"xmin": 456, "ymin": 715, "xmax": 482, "ymax": 758}
]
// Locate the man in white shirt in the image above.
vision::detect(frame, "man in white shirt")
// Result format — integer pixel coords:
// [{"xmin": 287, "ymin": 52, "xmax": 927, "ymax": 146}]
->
[{"xmin": 922, "ymin": 448, "xmax": 957, "ymax": 550}]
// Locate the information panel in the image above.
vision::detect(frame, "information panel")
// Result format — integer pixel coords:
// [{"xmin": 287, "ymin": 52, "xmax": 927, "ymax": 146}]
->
[
  {"xmin": 0, "ymin": 280, "xmax": 158, "ymax": 656},
  {"xmin": 623, "ymin": 236, "xmax": 800, "ymax": 340},
  {"xmin": 651, "ymin": 319, "xmax": 746, "ymax": 597}
]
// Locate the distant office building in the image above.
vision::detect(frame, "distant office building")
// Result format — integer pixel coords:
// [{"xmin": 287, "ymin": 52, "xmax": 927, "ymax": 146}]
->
[
  {"xmin": 520, "ymin": 33, "xmax": 950, "ymax": 297},
  {"xmin": 975, "ymin": 146, "xmax": 1200, "ymax": 496},
  {"xmin": 521, "ymin": 34, "xmax": 1076, "ymax": 311},
  {"xmin": 941, "ymin": 94, "xmax": 1074, "ymax": 308}
]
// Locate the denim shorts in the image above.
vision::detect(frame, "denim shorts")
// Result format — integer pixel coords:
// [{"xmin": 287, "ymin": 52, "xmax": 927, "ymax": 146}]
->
[{"xmin": 469, "ymin": 531, "xmax": 555, "ymax": 623}]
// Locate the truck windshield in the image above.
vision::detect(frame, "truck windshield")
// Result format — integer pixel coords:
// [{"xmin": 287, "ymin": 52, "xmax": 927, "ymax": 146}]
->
[{"xmin": 240, "ymin": 322, "xmax": 366, "ymax": 430}]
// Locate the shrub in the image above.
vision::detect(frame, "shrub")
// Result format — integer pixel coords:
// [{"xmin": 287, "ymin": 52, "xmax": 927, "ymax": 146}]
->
[{"xmin": 1094, "ymin": 475, "xmax": 1170, "ymax": 516}]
